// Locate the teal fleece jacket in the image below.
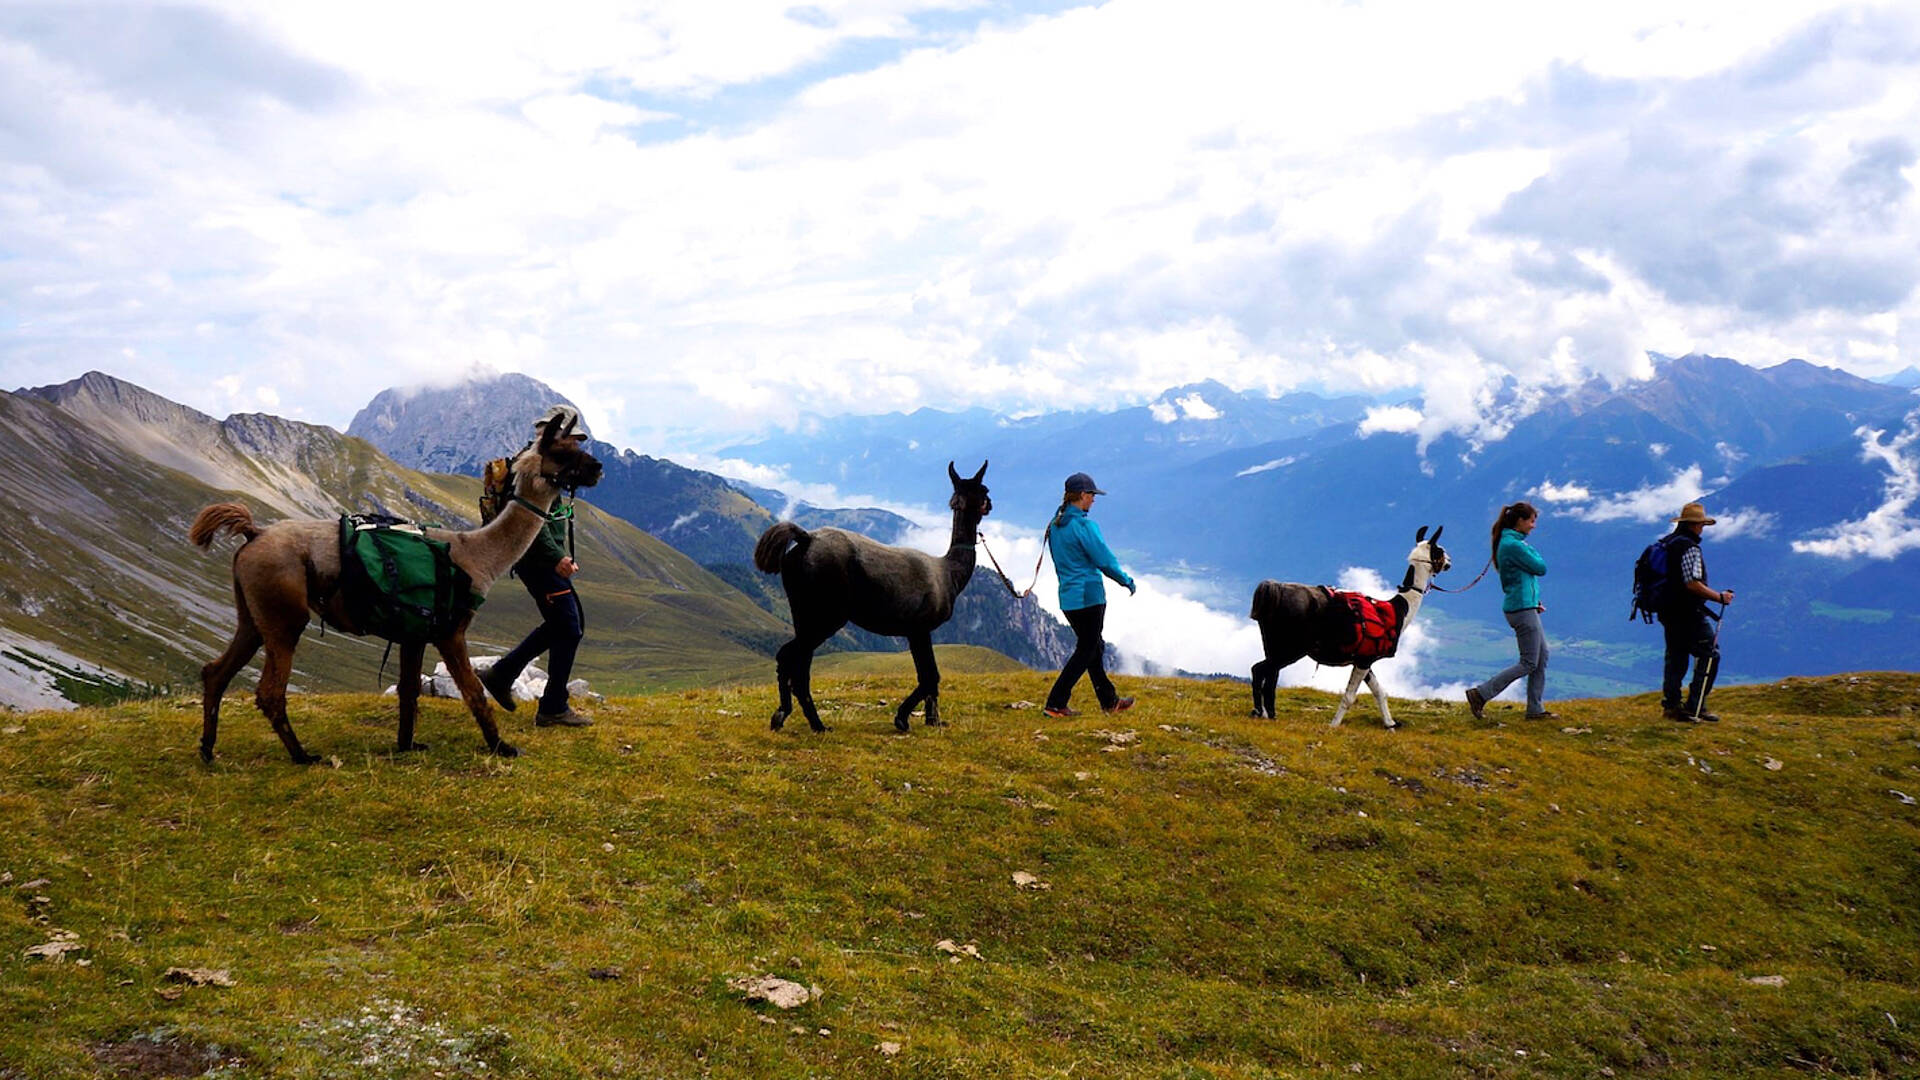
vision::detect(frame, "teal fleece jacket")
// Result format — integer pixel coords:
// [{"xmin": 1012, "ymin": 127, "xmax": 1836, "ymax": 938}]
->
[
  {"xmin": 1049, "ymin": 503, "xmax": 1133, "ymax": 611},
  {"xmin": 1495, "ymin": 528, "xmax": 1547, "ymax": 612}
]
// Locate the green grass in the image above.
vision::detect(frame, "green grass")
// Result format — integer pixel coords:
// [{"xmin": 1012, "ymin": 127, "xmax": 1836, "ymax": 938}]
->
[{"xmin": 3, "ymin": 673, "xmax": 1918, "ymax": 1078}]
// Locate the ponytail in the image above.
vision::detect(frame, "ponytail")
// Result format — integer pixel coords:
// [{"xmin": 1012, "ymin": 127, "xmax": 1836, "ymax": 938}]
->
[{"xmin": 1490, "ymin": 501, "xmax": 1537, "ymax": 562}]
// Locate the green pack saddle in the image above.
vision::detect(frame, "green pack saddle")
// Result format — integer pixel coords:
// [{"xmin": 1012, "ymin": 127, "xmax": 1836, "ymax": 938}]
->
[{"xmin": 336, "ymin": 514, "xmax": 483, "ymax": 643}]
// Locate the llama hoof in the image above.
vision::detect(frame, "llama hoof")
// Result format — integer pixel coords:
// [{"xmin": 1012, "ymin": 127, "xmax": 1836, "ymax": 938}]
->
[
  {"xmin": 395, "ymin": 741, "xmax": 429, "ymax": 754},
  {"xmin": 924, "ymin": 716, "xmax": 947, "ymax": 727},
  {"xmin": 770, "ymin": 710, "xmax": 789, "ymax": 731},
  {"xmin": 199, "ymin": 744, "xmax": 215, "ymax": 764},
  {"xmin": 490, "ymin": 740, "xmax": 521, "ymax": 758},
  {"xmin": 290, "ymin": 751, "xmax": 322, "ymax": 766},
  {"xmin": 807, "ymin": 719, "xmax": 830, "ymax": 733},
  {"xmin": 893, "ymin": 714, "xmax": 911, "ymax": 733}
]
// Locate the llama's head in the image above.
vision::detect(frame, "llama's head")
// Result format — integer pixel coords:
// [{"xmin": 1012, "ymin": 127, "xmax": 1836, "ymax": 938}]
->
[
  {"xmin": 518, "ymin": 412, "xmax": 604, "ymax": 498},
  {"xmin": 946, "ymin": 460, "xmax": 991, "ymax": 519},
  {"xmin": 1409, "ymin": 525, "xmax": 1450, "ymax": 577}
]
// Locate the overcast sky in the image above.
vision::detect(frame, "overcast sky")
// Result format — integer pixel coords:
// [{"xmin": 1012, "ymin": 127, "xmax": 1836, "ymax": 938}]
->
[{"xmin": 4, "ymin": 0, "xmax": 1919, "ymax": 454}]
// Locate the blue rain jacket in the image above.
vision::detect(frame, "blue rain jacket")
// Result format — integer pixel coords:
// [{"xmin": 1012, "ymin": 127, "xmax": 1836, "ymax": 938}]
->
[
  {"xmin": 1495, "ymin": 528, "xmax": 1547, "ymax": 612},
  {"xmin": 1050, "ymin": 503, "xmax": 1133, "ymax": 612}
]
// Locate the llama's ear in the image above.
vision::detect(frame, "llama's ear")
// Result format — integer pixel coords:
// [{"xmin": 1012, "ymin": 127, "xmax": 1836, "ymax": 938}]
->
[
  {"xmin": 971, "ymin": 460, "xmax": 987, "ymax": 483},
  {"xmin": 1430, "ymin": 525, "xmax": 1444, "ymax": 544},
  {"xmin": 538, "ymin": 414, "xmax": 565, "ymax": 450},
  {"xmin": 1415, "ymin": 525, "xmax": 1428, "ymax": 542},
  {"xmin": 948, "ymin": 461, "xmax": 961, "ymax": 486}
]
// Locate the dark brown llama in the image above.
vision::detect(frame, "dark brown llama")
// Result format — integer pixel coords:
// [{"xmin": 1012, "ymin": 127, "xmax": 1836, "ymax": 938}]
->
[
  {"xmin": 188, "ymin": 414, "xmax": 602, "ymax": 764},
  {"xmin": 753, "ymin": 461, "xmax": 991, "ymax": 733},
  {"xmin": 1248, "ymin": 526, "xmax": 1450, "ymax": 728}
]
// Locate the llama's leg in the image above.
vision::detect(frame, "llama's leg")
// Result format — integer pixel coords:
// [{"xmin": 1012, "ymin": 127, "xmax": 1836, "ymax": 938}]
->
[
  {"xmin": 1251, "ymin": 621, "xmax": 1293, "ymax": 719},
  {"xmin": 395, "ymin": 640, "xmax": 427, "ymax": 753},
  {"xmin": 1250, "ymin": 658, "xmax": 1276, "ymax": 718},
  {"xmin": 254, "ymin": 623, "xmax": 318, "ymax": 765},
  {"xmin": 790, "ymin": 624, "xmax": 842, "ymax": 733},
  {"xmin": 200, "ymin": 605, "xmax": 263, "ymax": 763},
  {"xmin": 1365, "ymin": 668, "xmax": 1396, "ymax": 729},
  {"xmin": 896, "ymin": 632, "xmax": 942, "ymax": 731},
  {"xmin": 438, "ymin": 634, "xmax": 518, "ymax": 757},
  {"xmin": 770, "ymin": 640, "xmax": 797, "ymax": 730},
  {"xmin": 793, "ymin": 644, "xmax": 828, "ymax": 733},
  {"xmin": 1329, "ymin": 666, "xmax": 1366, "ymax": 727}
]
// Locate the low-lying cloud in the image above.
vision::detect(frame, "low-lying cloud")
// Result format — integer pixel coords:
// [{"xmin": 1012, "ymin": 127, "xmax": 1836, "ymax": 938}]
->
[{"xmin": 1791, "ymin": 409, "xmax": 1920, "ymax": 559}]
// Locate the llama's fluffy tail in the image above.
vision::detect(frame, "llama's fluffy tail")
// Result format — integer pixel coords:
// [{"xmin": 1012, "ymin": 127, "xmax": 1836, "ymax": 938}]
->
[
  {"xmin": 753, "ymin": 521, "xmax": 810, "ymax": 573},
  {"xmin": 189, "ymin": 502, "xmax": 261, "ymax": 548}
]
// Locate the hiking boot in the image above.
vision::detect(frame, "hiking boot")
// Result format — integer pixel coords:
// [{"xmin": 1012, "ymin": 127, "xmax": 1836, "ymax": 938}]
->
[
  {"xmin": 1103, "ymin": 697, "xmax": 1135, "ymax": 714},
  {"xmin": 1042, "ymin": 705, "xmax": 1080, "ymax": 718},
  {"xmin": 1464, "ymin": 687, "xmax": 1486, "ymax": 720},
  {"xmin": 1525, "ymin": 710, "xmax": 1557, "ymax": 720},
  {"xmin": 1663, "ymin": 706, "xmax": 1698, "ymax": 723},
  {"xmin": 479, "ymin": 667, "xmax": 517, "ymax": 712},
  {"xmin": 535, "ymin": 707, "xmax": 592, "ymax": 727}
]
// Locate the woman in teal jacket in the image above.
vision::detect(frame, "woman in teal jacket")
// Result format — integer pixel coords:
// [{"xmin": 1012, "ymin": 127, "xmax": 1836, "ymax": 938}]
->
[
  {"xmin": 1465, "ymin": 501, "xmax": 1553, "ymax": 720},
  {"xmin": 1044, "ymin": 472, "xmax": 1135, "ymax": 718}
]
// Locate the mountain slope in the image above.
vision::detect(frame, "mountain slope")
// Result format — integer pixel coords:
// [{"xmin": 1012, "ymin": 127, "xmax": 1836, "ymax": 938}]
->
[{"xmin": 0, "ymin": 374, "xmax": 792, "ymax": 708}]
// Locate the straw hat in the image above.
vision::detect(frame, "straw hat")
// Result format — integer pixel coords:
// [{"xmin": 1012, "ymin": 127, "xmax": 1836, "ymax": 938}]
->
[{"xmin": 1672, "ymin": 502, "xmax": 1716, "ymax": 525}]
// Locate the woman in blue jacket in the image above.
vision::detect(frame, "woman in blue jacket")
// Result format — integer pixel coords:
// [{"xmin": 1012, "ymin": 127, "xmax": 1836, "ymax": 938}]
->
[
  {"xmin": 1465, "ymin": 501, "xmax": 1552, "ymax": 720},
  {"xmin": 1044, "ymin": 472, "xmax": 1136, "ymax": 718}
]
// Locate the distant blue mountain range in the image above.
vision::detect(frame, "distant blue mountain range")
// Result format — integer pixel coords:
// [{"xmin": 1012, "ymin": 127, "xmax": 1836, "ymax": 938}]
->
[{"xmin": 721, "ymin": 355, "xmax": 1920, "ymax": 691}]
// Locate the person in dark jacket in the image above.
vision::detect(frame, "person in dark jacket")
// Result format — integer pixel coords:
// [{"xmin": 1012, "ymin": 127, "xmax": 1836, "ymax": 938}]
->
[
  {"xmin": 1659, "ymin": 502, "xmax": 1735, "ymax": 723},
  {"xmin": 1465, "ymin": 501, "xmax": 1553, "ymax": 720},
  {"xmin": 1043, "ymin": 472, "xmax": 1136, "ymax": 718},
  {"xmin": 481, "ymin": 405, "xmax": 592, "ymax": 727}
]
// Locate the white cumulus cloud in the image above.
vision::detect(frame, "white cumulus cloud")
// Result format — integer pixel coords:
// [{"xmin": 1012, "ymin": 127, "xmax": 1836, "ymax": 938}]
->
[
  {"xmin": 1564, "ymin": 465, "xmax": 1706, "ymax": 524},
  {"xmin": 1533, "ymin": 479, "xmax": 1592, "ymax": 503},
  {"xmin": 1358, "ymin": 405, "xmax": 1424, "ymax": 436}
]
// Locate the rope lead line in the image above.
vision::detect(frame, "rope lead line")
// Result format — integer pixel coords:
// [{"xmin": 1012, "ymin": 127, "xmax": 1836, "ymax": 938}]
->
[
  {"xmin": 1428, "ymin": 555, "xmax": 1494, "ymax": 594},
  {"xmin": 978, "ymin": 530, "xmax": 1048, "ymax": 600}
]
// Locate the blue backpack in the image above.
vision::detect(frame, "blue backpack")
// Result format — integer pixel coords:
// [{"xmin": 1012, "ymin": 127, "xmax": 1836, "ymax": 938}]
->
[{"xmin": 1629, "ymin": 533, "xmax": 1690, "ymax": 623}]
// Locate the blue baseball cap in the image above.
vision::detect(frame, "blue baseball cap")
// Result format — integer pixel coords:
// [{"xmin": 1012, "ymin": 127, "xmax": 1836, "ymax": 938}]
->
[{"xmin": 1064, "ymin": 472, "xmax": 1106, "ymax": 495}]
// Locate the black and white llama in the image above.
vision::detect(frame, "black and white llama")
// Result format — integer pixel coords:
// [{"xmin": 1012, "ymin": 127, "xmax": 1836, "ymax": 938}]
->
[
  {"xmin": 752, "ymin": 462, "xmax": 991, "ymax": 733},
  {"xmin": 1248, "ymin": 526, "xmax": 1450, "ymax": 728}
]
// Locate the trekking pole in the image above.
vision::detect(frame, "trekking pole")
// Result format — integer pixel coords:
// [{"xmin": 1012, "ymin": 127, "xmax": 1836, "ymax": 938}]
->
[{"xmin": 1690, "ymin": 601, "xmax": 1727, "ymax": 722}]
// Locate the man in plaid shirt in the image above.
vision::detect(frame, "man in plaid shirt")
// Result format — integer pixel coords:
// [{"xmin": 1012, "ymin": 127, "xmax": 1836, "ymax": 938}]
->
[{"xmin": 1658, "ymin": 502, "xmax": 1737, "ymax": 722}]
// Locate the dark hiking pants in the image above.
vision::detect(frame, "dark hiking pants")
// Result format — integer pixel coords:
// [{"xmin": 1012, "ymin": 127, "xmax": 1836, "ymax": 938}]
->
[
  {"xmin": 1048, "ymin": 603, "xmax": 1117, "ymax": 712},
  {"xmin": 494, "ymin": 564, "xmax": 585, "ymax": 714},
  {"xmin": 1659, "ymin": 606, "xmax": 1719, "ymax": 713}
]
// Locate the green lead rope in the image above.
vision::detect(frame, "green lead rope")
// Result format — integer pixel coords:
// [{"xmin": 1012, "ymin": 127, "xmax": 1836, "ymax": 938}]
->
[{"xmin": 509, "ymin": 494, "xmax": 578, "ymax": 560}]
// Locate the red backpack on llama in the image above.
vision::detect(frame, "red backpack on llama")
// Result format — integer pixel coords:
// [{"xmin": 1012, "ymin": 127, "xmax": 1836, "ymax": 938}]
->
[{"xmin": 1329, "ymin": 589, "xmax": 1403, "ymax": 662}]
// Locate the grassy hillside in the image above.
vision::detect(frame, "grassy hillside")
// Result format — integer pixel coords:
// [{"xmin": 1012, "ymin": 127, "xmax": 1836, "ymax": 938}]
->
[{"xmin": 2, "ymin": 674, "xmax": 1917, "ymax": 1078}]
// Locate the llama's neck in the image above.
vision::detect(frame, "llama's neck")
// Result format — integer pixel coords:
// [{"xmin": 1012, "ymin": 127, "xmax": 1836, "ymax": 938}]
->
[
  {"xmin": 1396, "ymin": 560, "xmax": 1434, "ymax": 621},
  {"xmin": 454, "ymin": 491, "xmax": 558, "ymax": 593},
  {"xmin": 943, "ymin": 510, "xmax": 982, "ymax": 593}
]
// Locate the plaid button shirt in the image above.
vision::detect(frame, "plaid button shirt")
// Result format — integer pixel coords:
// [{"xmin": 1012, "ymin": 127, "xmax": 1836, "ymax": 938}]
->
[{"xmin": 1678, "ymin": 543, "xmax": 1706, "ymax": 586}]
